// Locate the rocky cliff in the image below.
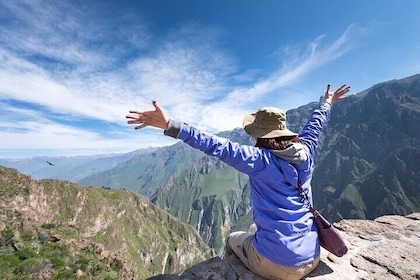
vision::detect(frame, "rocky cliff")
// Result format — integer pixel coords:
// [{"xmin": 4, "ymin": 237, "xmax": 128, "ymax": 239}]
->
[{"xmin": 149, "ymin": 213, "xmax": 420, "ymax": 280}]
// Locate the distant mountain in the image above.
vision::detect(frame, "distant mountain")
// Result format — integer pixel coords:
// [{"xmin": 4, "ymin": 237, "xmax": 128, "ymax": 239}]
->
[
  {"xmin": 0, "ymin": 149, "xmax": 154, "ymax": 182},
  {"xmin": 3, "ymin": 74, "xmax": 419, "ymax": 255},
  {"xmin": 150, "ymin": 155, "xmax": 252, "ymax": 253},
  {"xmin": 79, "ymin": 143, "xmax": 206, "ymax": 196},
  {"xmin": 311, "ymin": 75, "xmax": 420, "ymax": 220},
  {"xmin": 0, "ymin": 166, "xmax": 212, "ymax": 279}
]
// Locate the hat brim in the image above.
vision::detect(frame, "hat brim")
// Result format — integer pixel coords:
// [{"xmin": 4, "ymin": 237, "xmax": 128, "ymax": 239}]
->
[{"xmin": 243, "ymin": 113, "xmax": 297, "ymax": 139}]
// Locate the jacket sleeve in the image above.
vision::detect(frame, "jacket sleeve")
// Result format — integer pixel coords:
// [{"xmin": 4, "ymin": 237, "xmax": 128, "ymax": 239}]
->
[
  {"xmin": 164, "ymin": 120, "xmax": 266, "ymax": 175},
  {"xmin": 298, "ymin": 102, "xmax": 332, "ymax": 157}
]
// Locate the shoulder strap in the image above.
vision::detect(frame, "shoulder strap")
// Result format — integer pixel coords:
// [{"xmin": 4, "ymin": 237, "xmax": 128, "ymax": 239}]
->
[{"xmin": 297, "ymin": 180, "xmax": 316, "ymax": 213}]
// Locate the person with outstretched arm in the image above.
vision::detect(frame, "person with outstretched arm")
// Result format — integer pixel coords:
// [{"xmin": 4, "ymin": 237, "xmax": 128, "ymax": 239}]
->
[{"xmin": 126, "ymin": 84, "xmax": 350, "ymax": 280}]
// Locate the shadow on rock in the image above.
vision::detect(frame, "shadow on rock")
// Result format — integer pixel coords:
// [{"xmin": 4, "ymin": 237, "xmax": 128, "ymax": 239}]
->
[{"xmin": 305, "ymin": 260, "xmax": 334, "ymax": 278}]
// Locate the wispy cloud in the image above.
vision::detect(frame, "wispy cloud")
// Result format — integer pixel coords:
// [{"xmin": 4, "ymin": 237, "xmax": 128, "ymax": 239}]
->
[
  {"xmin": 0, "ymin": 101, "xmax": 177, "ymax": 157},
  {"xmin": 197, "ymin": 25, "xmax": 365, "ymax": 131},
  {"xmin": 0, "ymin": 1, "xmax": 365, "ymax": 157}
]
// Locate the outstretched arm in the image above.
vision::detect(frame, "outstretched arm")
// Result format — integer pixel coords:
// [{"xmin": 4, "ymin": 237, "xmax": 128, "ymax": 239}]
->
[
  {"xmin": 126, "ymin": 100, "xmax": 267, "ymax": 175},
  {"xmin": 299, "ymin": 84, "xmax": 351, "ymax": 156},
  {"xmin": 126, "ymin": 100, "xmax": 170, "ymax": 130}
]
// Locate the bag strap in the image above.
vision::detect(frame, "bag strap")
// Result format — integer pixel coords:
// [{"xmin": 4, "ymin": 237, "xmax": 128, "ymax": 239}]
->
[
  {"xmin": 297, "ymin": 181, "xmax": 336, "ymax": 231},
  {"xmin": 297, "ymin": 180, "xmax": 316, "ymax": 213}
]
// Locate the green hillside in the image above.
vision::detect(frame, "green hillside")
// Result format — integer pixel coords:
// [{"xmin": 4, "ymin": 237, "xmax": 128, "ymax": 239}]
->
[{"xmin": 0, "ymin": 166, "xmax": 212, "ymax": 279}]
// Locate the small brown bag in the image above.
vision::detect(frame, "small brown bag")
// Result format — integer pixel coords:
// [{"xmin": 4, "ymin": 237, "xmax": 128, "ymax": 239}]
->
[
  {"xmin": 311, "ymin": 208, "xmax": 348, "ymax": 257},
  {"xmin": 297, "ymin": 182, "xmax": 348, "ymax": 257}
]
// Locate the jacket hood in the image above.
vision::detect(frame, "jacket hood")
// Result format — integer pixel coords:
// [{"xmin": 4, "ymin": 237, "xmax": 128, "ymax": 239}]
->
[{"xmin": 269, "ymin": 142, "xmax": 309, "ymax": 164}]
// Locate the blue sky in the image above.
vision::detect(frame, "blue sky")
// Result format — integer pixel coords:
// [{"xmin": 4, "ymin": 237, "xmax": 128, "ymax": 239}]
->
[{"xmin": 1, "ymin": 0, "xmax": 419, "ymax": 158}]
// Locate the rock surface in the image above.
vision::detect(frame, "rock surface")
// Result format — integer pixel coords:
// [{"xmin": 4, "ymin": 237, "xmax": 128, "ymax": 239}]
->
[{"xmin": 148, "ymin": 213, "xmax": 420, "ymax": 280}]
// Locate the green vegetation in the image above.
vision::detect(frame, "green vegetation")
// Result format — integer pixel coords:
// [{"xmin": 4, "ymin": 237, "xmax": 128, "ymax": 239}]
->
[
  {"xmin": 0, "ymin": 223, "xmax": 122, "ymax": 279},
  {"xmin": 0, "ymin": 166, "xmax": 212, "ymax": 279},
  {"xmin": 340, "ymin": 184, "xmax": 366, "ymax": 210}
]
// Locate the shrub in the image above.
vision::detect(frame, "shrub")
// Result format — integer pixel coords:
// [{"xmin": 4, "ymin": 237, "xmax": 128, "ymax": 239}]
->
[
  {"xmin": 13, "ymin": 257, "xmax": 41, "ymax": 275},
  {"xmin": 0, "ymin": 226, "xmax": 14, "ymax": 247}
]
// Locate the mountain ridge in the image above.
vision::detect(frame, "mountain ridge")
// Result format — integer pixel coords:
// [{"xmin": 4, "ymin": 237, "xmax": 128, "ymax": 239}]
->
[{"xmin": 0, "ymin": 149, "xmax": 155, "ymax": 182}]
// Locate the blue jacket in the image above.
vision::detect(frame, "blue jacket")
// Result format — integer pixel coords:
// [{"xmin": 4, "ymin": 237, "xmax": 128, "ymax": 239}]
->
[{"xmin": 164, "ymin": 102, "xmax": 332, "ymax": 267}]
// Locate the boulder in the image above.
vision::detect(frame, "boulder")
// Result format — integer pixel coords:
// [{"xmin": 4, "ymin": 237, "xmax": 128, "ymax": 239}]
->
[{"xmin": 148, "ymin": 213, "xmax": 420, "ymax": 280}]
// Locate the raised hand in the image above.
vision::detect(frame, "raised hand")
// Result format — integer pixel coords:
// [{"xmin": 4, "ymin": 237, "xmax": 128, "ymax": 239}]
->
[
  {"xmin": 126, "ymin": 100, "xmax": 170, "ymax": 130},
  {"xmin": 324, "ymin": 84, "xmax": 351, "ymax": 105}
]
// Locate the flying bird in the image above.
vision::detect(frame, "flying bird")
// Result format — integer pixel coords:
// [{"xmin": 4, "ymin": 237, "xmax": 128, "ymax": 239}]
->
[{"xmin": 46, "ymin": 161, "xmax": 55, "ymax": 166}]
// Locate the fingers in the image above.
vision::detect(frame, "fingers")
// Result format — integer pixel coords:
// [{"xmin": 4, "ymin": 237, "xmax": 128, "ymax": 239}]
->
[
  {"xmin": 152, "ymin": 100, "xmax": 164, "ymax": 113},
  {"xmin": 334, "ymin": 84, "xmax": 351, "ymax": 97},
  {"xmin": 324, "ymin": 84, "xmax": 331, "ymax": 99},
  {"xmin": 328, "ymin": 84, "xmax": 350, "ymax": 95},
  {"xmin": 127, "ymin": 117, "xmax": 148, "ymax": 130},
  {"xmin": 135, "ymin": 123, "xmax": 148, "ymax": 130},
  {"xmin": 127, "ymin": 118, "xmax": 145, "ymax": 127},
  {"xmin": 335, "ymin": 84, "xmax": 350, "ymax": 92},
  {"xmin": 335, "ymin": 84, "xmax": 347, "ymax": 91},
  {"xmin": 126, "ymin": 101, "xmax": 155, "ymax": 121},
  {"xmin": 126, "ymin": 109, "xmax": 146, "ymax": 129},
  {"xmin": 126, "ymin": 114, "xmax": 139, "ymax": 120},
  {"xmin": 126, "ymin": 110, "xmax": 144, "ymax": 120}
]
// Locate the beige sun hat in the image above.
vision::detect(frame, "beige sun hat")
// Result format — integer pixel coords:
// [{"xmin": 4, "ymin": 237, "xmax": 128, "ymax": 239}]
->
[{"xmin": 243, "ymin": 107, "xmax": 297, "ymax": 139}]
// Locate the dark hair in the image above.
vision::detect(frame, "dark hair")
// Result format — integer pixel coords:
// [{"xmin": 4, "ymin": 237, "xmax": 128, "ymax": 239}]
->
[{"xmin": 255, "ymin": 135, "xmax": 301, "ymax": 150}]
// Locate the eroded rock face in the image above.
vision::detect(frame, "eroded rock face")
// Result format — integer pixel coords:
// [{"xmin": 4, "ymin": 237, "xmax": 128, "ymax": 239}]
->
[{"xmin": 148, "ymin": 213, "xmax": 420, "ymax": 280}]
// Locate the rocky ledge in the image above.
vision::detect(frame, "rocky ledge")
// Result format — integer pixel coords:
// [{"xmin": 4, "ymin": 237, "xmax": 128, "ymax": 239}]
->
[{"xmin": 148, "ymin": 213, "xmax": 420, "ymax": 280}]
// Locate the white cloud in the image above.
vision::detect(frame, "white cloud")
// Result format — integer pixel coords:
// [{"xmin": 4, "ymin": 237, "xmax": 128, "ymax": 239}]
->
[
  {"xmin": 0, "ymin": 103, "xmax": 177, "ymax": 157},
  {"xmin": 196, "ymin": 25, "xmax": 364, "ymax": 132},
  {"xmin": 0, "ymin": 1, "xmax": 366, "ymax": 157}
]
